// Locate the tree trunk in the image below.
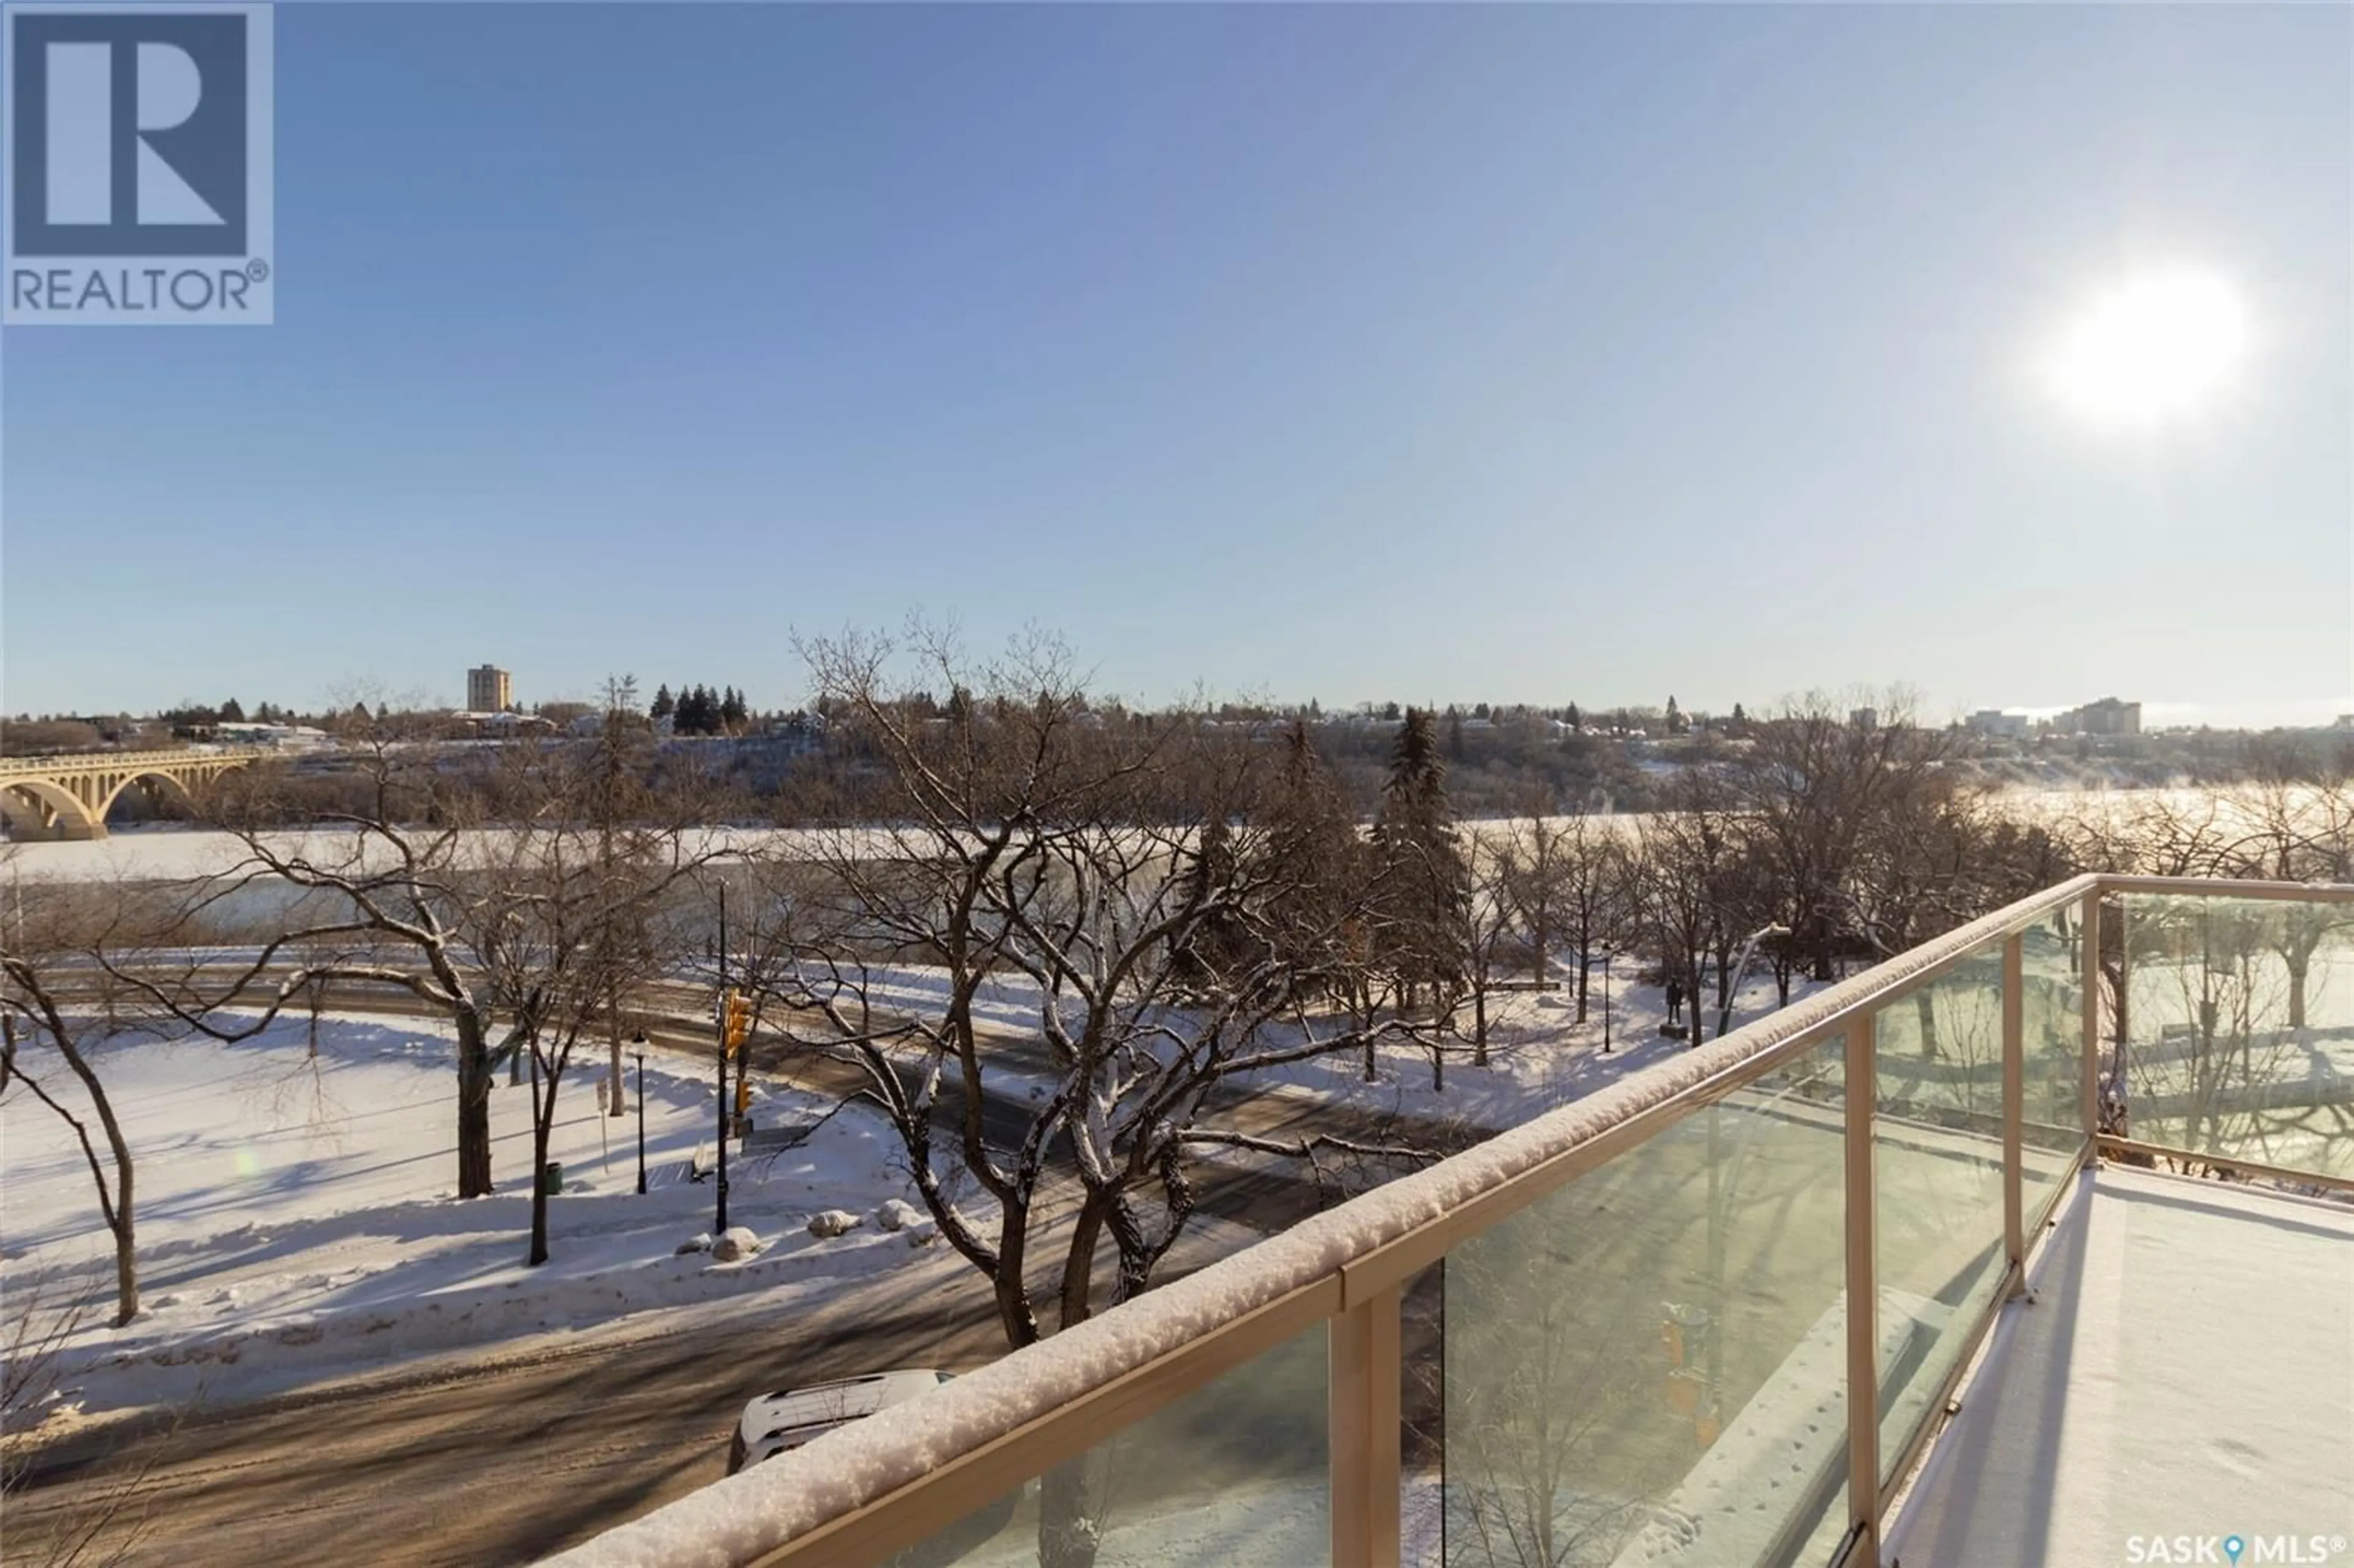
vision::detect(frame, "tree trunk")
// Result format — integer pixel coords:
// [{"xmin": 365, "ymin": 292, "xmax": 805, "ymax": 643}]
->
[
  {"xmin": 992, "ymin": 1202, "xmax": 1040, "ymax": 1352},
  {"xmin": 1057, "ymin": 1195, "xmax": 1108, "ymax": 1334},
  {"xmin": 457, "ymin": 1010, "xmax": 496, "ymax": 1198},
  {"xmin": 2287, "ymin": 949, "xmax": 2310, "ymax": 1031},
  {"xmin": 1472, "ymin": 977, "xmax": 1489, "ymax": 1068},
  {"xmin": 1038, "ymin": 1454, "xmax": 1105, "ymax": 1568},
  {"xmin": 51, "ymin": 1030, "xmax": 140, "ymax": 1326},
  {"xmin": 1575, "ymin": 938, "xmax": 1591, "ymax": 1022},
  {"xmin": 1914, "ymin": 989, "xmax": 1940, "ymax": 1060},
  {"xmin": 608, "ymin": 980, "xmax": 627, "ymax": 1115}
]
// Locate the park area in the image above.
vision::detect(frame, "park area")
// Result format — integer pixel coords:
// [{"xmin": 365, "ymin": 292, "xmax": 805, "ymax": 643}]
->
[{"xmin": 1, "ymin": 1014, "xmax": 941, "ymax": 1425}]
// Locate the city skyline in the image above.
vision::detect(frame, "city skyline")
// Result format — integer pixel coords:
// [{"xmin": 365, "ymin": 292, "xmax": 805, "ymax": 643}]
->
[{"xmin": 6, "ymin": 5, "xmax": 2348, "ymax": 727}]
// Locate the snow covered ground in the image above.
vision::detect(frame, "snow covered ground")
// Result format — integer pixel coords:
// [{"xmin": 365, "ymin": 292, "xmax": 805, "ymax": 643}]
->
[
  {"xmin": 0, "ymin": 960, "xmax": 1799, "ymax": 1433},
  {"xmin": 1, "ymin": 1015, "xmax": 942, "ymax": 1423},
  {"xmin": 849, "ymin": 956, "xmax": 1819, "ymax": 1132}
]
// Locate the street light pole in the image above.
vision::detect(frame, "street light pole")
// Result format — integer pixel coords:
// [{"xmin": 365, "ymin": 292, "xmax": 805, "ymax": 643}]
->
[
  {"xmin": 1602, "ymin": 948, "xmax": 1615, "ymax": 1054},
  {"xmin": 1716, "ymin": 923, "xmax": 1794, "ymax": 1041},
  {"xmin": 633, "ymin": 1041, "xmax": 647, "ymax": 1195},
  {"xmin": 714, "ymin": 881, "xmax": 729, "ymax": 1235}
]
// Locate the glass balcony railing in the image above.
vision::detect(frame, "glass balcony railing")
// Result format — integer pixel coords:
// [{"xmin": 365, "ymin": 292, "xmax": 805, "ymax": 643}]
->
[
  {"xmin": 2111, "ymin": 888, "xmax": 2354, "ymax": 1184},
  {"xmin": 543, "ymin": 877, "xmax": 2354, "ymax": 1568}
]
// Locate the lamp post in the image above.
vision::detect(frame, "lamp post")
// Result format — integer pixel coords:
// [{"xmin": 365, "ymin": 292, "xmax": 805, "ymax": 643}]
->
[
  {"xmin": 632, "ymin": 1037, "xmax": 647, "ymax": 1195},
  {"xmin": 1715, "ymin": 923, "xmax": 1793, "ymax": 1041},
  {"xmin": 1601, "ymin": 946, "xmax": 1615, "ymax": 1054}
]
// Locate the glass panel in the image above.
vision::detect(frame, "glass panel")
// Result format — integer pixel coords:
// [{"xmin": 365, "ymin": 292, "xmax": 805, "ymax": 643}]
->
[
  {"xmin": 2020, "ymin": 908, "xmax": 2089, "ymax": 1224},
  {"xmin": 897, "ymin": 1320, "xmax": 1330, "ymax": 1568},
  {"xmin": 1871, "ymin": 946, "xmax": 2007, "ymax": 1483},
  {"xmin": 1404, "ymin": 1261, "xmax": 1447, "ymax": 1568},
  {"xmin": 2119, "ymin": 893, "xmax": 2354, "ymax": 1182},
  {"xmin": 1442, "ymin": 1035, "xmax": 1851, "ymax": 1568}
]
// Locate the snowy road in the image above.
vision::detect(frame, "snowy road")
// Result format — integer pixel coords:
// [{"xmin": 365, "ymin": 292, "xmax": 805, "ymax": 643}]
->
[{"xmin": 4, "ymin": 1255, "xmax": 1011, "ymax": 1567}]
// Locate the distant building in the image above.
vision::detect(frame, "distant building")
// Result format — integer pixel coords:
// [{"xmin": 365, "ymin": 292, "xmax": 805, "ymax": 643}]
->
[
  {"xmin": 1849, "ymin": 707, "xmax": 1879, "ymax": 731},
  {"xmin": 2055, "ymin": 697, "xmax": 2141, "ymax": 737},
  {"xmin": 1968, "ymin": 709, "xmax": 2032, "ymax": 739},
  {"xmin": 467, "ymin": 664, "xmax": 512, "ymax": 713},
  {"xmin": 211, "ymin": 722, "xmax": 330, "ymax": 752}
]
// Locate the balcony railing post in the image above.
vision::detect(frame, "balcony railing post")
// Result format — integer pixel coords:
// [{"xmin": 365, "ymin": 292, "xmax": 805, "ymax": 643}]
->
[
  {"xmin": 2002, "ymin": 933, "xmax": 2025, "ymax": 1284},
  {"xmin": 1330, "ymin": 1285, "xmax": 1401, "ymax": 1568},
  {"xmin": 2080, "ymin": 889, "xmax": 2103, "ymax": 1144},
  {"xmin": 1844, "ymin": 1014, "xmax": 1881, "ymax": 1558}
]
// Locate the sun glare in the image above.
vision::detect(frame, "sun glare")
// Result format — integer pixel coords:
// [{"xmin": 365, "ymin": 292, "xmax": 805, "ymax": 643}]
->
[{"xmin": 2046, "ymin": 270, "xmax": 2252, "ymax": 428}]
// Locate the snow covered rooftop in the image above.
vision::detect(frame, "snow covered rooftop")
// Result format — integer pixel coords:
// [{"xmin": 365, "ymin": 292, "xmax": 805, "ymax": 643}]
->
[{"xmin": 1887, "ymin": 1165, "xmax": 2354, "ymax": 1567}]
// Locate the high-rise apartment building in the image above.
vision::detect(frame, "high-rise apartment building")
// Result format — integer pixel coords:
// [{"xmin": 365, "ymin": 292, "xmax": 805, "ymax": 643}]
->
[{"xmin": 467, "ymin": 665, "xmax": 512, "ymax": 713}]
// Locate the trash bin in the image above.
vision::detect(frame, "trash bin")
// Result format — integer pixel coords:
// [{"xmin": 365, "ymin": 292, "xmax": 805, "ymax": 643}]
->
[{"xmin": 541, "ymin": 1162, "xmax": 563, "ymax": 1195}]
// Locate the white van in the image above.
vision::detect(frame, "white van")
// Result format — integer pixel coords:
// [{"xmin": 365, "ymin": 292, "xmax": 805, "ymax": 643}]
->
[{"xmin": 728, "ymin": 1369, "xmax": 954, "ymax": 1474}]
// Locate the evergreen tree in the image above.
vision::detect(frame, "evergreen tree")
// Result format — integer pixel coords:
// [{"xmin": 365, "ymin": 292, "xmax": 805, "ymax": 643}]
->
[
  {"xmin": 1447, "ymin": 707, "xmax": 1468, "ymax": 763},
  {"xmin": 1666, "ymin": 695, "xmax": 1686, "ymax": 735},
  {"xmin": 1566, "ymin": 701, "xmax": 1582, "ymax": 731},
  {"xmin": 1731, "ymin": 702, "xmax": 1748, "ymax": 733},
  {"xmin": 1259, "ymin": 720, "xmax": 1366, "ymax": 1004},
  {"xmin": 220, "ymin": 698, "xmax": 246, "ymax": 723},
  {"xmin": 1171, "ymin": 815, "xmax": 1256, "ymax": 999},
  {"xmin": 650, "ymin": 684, "xmax": 675, "ymax": 721},
  {"xmin": 1370, "ymin": 709, "xmax": 1471, "ymax": 1010},
  {"xmin": 722, "ymin": 686, "xmax": 748, "ymax": 728}
]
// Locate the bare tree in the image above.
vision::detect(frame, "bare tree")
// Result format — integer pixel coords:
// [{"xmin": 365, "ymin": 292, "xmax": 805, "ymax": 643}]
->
[
  {"xmin": 0, "ymin": 860, "xmax": 183, "ymax": 1326},
  {"xmin": 739, "ymin": 626, "xmax": 1431, "ymax": 1568},
  {"xmin": 464, "ymin": 683, "xmax": 723, "ymax": 1264},
  {"xmin": 0, "ymin": 1276, "xmax": 168, "ymax": 1568},
  {"xmin": 1733, "ymin": 692, "xmax": 1954, "ymax": 983},
  {"xmin": 125, "ymin": 739, "xmax": 557, "ymax": 1199}
]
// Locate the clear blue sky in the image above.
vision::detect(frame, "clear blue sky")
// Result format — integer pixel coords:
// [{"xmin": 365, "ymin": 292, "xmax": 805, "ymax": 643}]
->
[{"xmin": 6, "ymin": 2, "xmax": 2348, "ymax": 726}]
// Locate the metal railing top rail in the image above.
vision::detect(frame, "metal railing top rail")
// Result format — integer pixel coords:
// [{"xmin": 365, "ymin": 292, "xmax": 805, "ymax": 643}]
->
[
  {"xmin": 0, "ymin": 747, "xmax": 272, "ymax": 774},
  {"xmin": 537, "ymin": 872, "xmax": 2337, "ymax": 1568},
  {"xmin": 2098, "ymin": 873, "xmax": 2354, "ymax": 903}
]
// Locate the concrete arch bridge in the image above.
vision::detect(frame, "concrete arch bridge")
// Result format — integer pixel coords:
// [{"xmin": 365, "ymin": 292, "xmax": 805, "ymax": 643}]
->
[{"xmin": 0, "ymin": 749, "xmax": 269, "ymax": 841}]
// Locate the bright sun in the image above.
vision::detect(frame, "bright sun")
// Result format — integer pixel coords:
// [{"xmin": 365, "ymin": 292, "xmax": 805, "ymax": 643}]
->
[{"xmin": 2046, "ymin": 269, "xmax": 2252, "ymax": 428}]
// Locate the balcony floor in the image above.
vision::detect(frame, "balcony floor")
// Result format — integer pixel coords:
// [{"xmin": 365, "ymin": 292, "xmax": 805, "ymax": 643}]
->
[{"xmin": 1886, "ymin": 1164, "xmax": 2354, "ymax": 1567}]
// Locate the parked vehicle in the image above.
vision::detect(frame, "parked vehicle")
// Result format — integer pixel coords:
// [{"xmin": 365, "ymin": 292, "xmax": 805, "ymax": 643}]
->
[{"xmin": 728, "ymin": 1369, "xmax": 954, "ymax": 1474}]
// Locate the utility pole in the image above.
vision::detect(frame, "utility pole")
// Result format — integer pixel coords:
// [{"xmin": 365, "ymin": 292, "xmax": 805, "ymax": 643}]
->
[
  {"xmin": 633, "ymin": 1037, "xmax": 648, "ymax": 1195},
  {"xmin": 714, "ymin": 882, "xmax": 730, "ymax": 1235}
]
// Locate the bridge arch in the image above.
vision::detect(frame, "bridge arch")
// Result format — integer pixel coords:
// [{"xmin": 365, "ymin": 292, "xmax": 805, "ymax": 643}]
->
[
  {"xmin": 94, "ymin": 768, "xmax": 201, "ymax": 828},
  {"xmin": 0, "ymin": 748, "xmax": 266, "ymax": 842},
  {"xmin": 1, "ymin": 777, "xmax": 101, "ymax": 840}
]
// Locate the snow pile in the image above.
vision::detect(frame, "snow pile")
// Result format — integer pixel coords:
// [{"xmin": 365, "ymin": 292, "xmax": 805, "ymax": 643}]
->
[{"xmin": 710, "ymin": 1228, "xmax": 763, "ymax": 1263}]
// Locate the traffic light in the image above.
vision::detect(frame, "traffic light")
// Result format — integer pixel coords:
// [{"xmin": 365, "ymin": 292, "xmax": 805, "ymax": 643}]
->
[{"xmin": 722, "ymin": 991, "xmax": 752, "ymax": 1053}]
